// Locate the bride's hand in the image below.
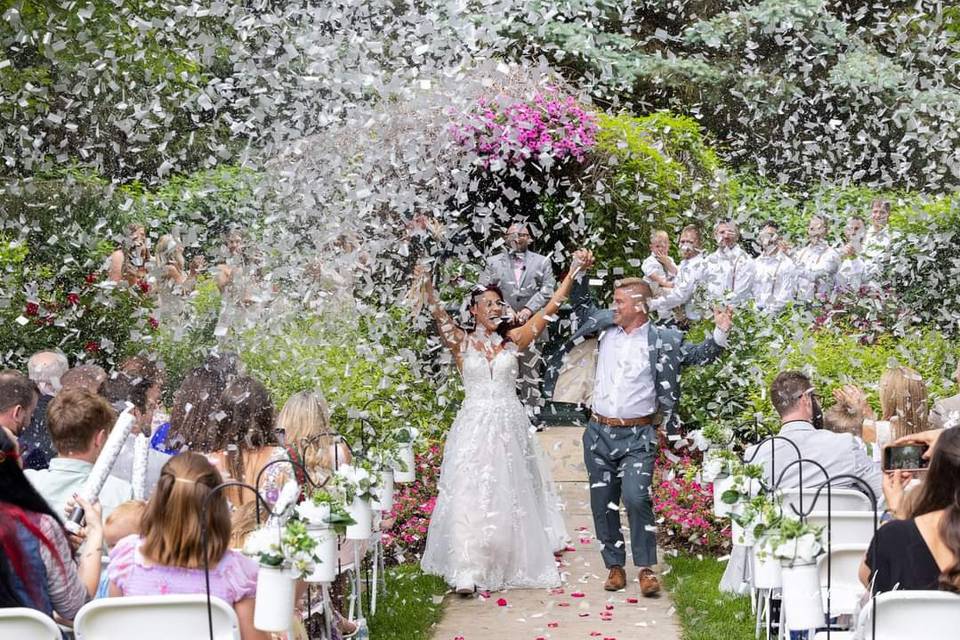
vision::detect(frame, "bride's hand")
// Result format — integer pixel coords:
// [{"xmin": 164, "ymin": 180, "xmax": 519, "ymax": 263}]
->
[{"xmin": 571, "ymin": 248, "xmax": 594, "ymax": 276}]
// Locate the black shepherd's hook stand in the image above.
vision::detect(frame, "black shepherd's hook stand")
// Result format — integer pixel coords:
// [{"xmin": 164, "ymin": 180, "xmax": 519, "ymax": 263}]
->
[
  {"xmin": 743, "ymin": 435, "xmax": 803, "ymax": 502},
  {"xmin": 200, "ymin": 481, "xmax": 277, "ymax": 640},
  {"xmin": 773, "ymin": 457, "xmax": 831, "ymax": 519}
]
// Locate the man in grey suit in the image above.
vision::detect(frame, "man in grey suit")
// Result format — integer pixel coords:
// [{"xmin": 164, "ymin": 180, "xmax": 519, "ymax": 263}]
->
[
  {"xmin": 480, "ymin": 222, "xmax": 556, "ymax": 424},
  {"xmin": 550, "ymin": 273, "xmax": 732, "ymax": 596}
]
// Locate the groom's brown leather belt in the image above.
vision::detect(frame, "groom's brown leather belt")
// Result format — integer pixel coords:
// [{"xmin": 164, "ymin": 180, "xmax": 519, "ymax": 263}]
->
[{"xmin": 591, "ymin": 412, "xmax": 654, "ymax": 427}]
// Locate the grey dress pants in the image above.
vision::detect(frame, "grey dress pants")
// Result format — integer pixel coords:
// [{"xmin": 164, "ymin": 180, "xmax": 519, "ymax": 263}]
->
[{"xmin": 582, "ymin": 420, "xmax": 658, "ymax": 568}]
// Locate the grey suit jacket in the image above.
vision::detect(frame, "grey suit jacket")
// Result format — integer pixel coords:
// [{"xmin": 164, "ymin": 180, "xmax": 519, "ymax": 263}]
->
[
  {"xmin": 480, "ymin": 250, "xmax": 556, "ymax": 313},
  {"xmin": 544, "ymin": 278, "xmax": 724, "ymax": 433}
]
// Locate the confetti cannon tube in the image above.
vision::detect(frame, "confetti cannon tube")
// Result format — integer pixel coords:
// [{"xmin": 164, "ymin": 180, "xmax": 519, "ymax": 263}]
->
[
  {"xmin": 131, "ymin": 433, "xmax": 150, "ymax": 501},
  {"xmin": 66, "ymin": 408, "xmax": 137, "ymax": 531}
]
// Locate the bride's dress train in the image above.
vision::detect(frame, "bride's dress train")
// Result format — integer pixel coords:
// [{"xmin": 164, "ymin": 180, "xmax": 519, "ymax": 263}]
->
[{"xmin": 421, "ymin": 344, "xmax": 567, "ymax": 591}]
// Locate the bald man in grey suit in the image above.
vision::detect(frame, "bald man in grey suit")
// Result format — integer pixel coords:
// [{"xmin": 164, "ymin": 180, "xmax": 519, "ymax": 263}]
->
[{"xmin": 480, "ymin": 223, "xmax": 556, "ymax": 425}]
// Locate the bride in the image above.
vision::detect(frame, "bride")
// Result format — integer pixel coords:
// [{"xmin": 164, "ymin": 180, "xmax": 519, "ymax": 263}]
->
[{"xmin": 413, "ymin": 248, "xmax": 593, "ymax": 594}]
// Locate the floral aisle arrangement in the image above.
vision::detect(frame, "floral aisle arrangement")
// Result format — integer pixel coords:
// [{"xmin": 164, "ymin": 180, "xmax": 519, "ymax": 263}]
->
[
  {"xmin": 296, "ymin": 490, "xmax": 356, "ymax": 583},
  {"xmin": 243, "ymin": 515, "xmax": 321, "ymax": 632},
  {"xmin": 382, "ymin": 443, "xmax": 442, "ymax": 562},
  {"xmin": 334, "ymin": 462, "xmax": 381, "ymax": 540},
  {"xmin": 766, "ymin": 517, "xmax": 826, "ymax": 631},
  {"xmin": 652, "ymin": 455, "xmax": 731, "ymax": 555},
  {"xmin": 391, "ymin": 426, "xmax": 420, "ymax": 483}
]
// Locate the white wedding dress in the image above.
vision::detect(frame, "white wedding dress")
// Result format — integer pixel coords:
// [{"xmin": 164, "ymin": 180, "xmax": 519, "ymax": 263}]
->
[{"xmin": 421, "ymin": 338, "xmax": 567, "ymax": 591}]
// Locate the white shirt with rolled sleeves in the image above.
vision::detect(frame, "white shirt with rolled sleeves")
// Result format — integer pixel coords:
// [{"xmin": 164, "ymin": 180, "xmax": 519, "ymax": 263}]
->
[
  {"xmin": 704, "ymin": 246, "xmax": 755, "ymax": 306},
  {"xmin": 648, "ymin": 253, "xmax": 708, "ymax": 321},
  {"xmin": 795, "ymin": 241, "xmax": 841, "ymax": 302},
  {"xmin": 835, "ymin": 256, "xmax": 866, "ymax": 293},
  {"xmin": 751, "ymin": 252, "xmax": 798, "ymax": 312},
  {"xmin": 592, "ymin": 322, "xmax": 729, "ymax": 420}
]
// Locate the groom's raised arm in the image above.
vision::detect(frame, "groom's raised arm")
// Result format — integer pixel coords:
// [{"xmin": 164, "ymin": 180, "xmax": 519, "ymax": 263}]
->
[{"xmin": 679, "ymin": 307, "xmax": 733, "ymax": 367}]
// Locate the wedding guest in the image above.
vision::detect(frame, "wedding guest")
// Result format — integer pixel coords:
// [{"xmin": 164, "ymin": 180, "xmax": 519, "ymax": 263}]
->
[
  {"xmin": 107, "ymin": 223, "xmax": 151, "ymax": 285},
  {"xmin": 106, "ymin": 453, "xmax": 269, "ymax": 640},
  {"xmin": 165, "ymin": 352, "xmax": 239, "ymax": 451},
  {"xmin": 878, "ymin": 366, "xmax": 929, "ymax": 440},
  {"xmin": 60, "ymin": 363, "xmax": 108, "ymax": 393},
  {"xmin": 479, "ymin": 222, "xmax": 556, "ymax": 426},
  {"xmin": 24, "ymin": 388, "xmax": 132, "ymax": 520},
  {"xmin": 750, "ymin": 220, "xmax": 798, "ymax": 313},
  {"xmin": 834, "ymin": 215, "xmax": 868, "ymax": 292},
  {"xmin": 648, "ymin": 224, "xmax": 709, "ymax": 324},
  {"xmin": 703, "ymin": 220, "xmax": 754, "ymax": 306},
  {"xmin": 930, "ymin": 361, "xmax": 960, "ymax": 429},
  {"xmin": 152, "ymin": 234, "xmax": 194, "ymax": 320},
  {"xmin": 207, "ymin": 376, "xmax": 289, "ymax": 507},
  {"xmin": 641, "ymin": 229, "xmax": 678, "ymax": 295},
  {"xmin": 864, "ymin": 199, "xmax": 892, "ymax": 257},
  {"xmin": 0, "ymin": 372, "xmax": 39, "ymax": 440},
  {"xmin": 794, "ymin": 214, "xmax": 840, "ymax": 302},
  {"xmin": 95, "ymin": 500, "xmax": 146, "ymax": 598},
  {"xmin": 18, "ymin": 350, "xmax": 61, "ymax": 468},
  {"xmin": 277, "ymin": 390, "xmax": 351, "ymax": 485},
  {"xmin": 0, "ymin": 427, "xmax": 103, "ymax": 621},
  {"xmin": 859, "ymin": 426, "xmax": 960, "ymax": 593}
]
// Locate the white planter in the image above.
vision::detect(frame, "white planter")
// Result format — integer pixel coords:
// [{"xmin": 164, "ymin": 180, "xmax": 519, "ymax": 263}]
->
[
  {"xmin": 731, "ymin": 519, "xmax": 755, "ymax": 547},
  {"xmin": 713, "ymin": 475, "xmax": 735, "ymax": 517},
  {"xmin": 346, "ymin": 496, "xmax": 373, "ymax": 540},
  {"xmin": 394, "ymin": 443, "xmax": 416, "ymax": 483},
  {"xmin": 254, "ymin": 564, "xmax": 296, "ymax": 632},
  {"xmin": 305, "ymin": 523, "xmax": 339, "ymax": 584},
  {"xmin": 371, "ymin": 470, "xmax": 395, "ymax": 512},
  {"xmin": 751, "ymin": 549, "xmax": 782, "ymax": 589},
  {"xmin": 298, "ymin": 501, "xmax": 331, "ymax": 526},
  {"xmin": 781, "ymin": 561, "xmax": 824, "ymax": 631}
]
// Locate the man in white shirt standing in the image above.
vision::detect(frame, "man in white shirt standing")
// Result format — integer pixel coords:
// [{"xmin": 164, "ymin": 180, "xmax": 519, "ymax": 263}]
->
[
  {"xmin": 794, "ymin": 214, "xmax": 841, "ymax": 302},
  {"xmin": 704, "ymin": 220, "xmax": 754, "ymax": 306},
  {"xmin": 835, "ymin": 215, "xmax": 868, "ymax": 293},
  {"xmin": 648, "ymin": 224, "xmax": 709, "ymax": 325},
  {"xmin": 566, "ymin": 277, "xmax": 732, "ymax": 597},
  {"xmin": 751, "ymin": 220, "xmax": 798, "ymax": 313},
  {"xmin": 863, "ymin": 199, "xmax": 891, "ymax": 280}
]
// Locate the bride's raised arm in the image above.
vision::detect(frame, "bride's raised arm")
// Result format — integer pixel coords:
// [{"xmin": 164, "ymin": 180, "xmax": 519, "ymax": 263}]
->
[
  {"xmin": 412, "ymin": 263, "xmax": 466, "ymax": 357},
  {"xmin": 508, "ymin": 249, "xmax": 594, "ymax": 351}
]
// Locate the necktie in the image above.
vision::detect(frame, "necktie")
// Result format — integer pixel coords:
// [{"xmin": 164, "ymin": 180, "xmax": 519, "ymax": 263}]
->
[{"xmin": 513, "ymin": 254, "xmax": 524, "ymax": 285}]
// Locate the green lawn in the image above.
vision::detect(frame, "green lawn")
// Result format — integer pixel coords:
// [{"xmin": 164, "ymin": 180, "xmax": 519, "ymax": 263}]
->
[
  {"xmin": 365, "ymin": 564, "xmax": 449, "ymax": 640},
  {"xmin": 664, "ymin": 553, "xmax": 754, "ymax": 640}
]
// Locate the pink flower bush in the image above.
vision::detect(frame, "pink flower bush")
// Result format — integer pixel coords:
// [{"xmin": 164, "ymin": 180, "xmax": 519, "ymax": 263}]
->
[
  {"xmin": 451, "ymin": 92, "xmax": 598, "ymax": 167},
  {"xmin": 652, "ymin": 454, "xmax": 730, "ymax": 554},
  {"xmin": 382, "ymin": 443, "xmax": 443, "ymax": 561}
]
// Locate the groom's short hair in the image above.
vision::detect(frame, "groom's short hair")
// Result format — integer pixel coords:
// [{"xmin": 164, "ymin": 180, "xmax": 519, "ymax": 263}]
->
[{"xmin": 614, "ymin": 277, "xmax": 652, "ymax": 298}]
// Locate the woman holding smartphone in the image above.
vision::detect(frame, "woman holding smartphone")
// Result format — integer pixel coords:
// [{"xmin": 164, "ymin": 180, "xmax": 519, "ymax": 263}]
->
[{"xmin": 859, "ymin": 427, "xmax": 960, "ymax": 593}]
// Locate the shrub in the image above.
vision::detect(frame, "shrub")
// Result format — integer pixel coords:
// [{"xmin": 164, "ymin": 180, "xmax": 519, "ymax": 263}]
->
[
  {"xmin": 382, "ymin": 444, "xmax": 443, "ymax": 563},
  {"xmin": 653, "ymin": 454, "xmax": 730, "ymax": 554}
]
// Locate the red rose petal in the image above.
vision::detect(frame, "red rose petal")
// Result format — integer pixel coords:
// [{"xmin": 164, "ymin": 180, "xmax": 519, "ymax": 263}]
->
[
  {"xmin": 605, "ymin": 604, "xmax": 614, "ymax": 610},
  {"xmin": 571, "ymin": 592, "xmax": 586, "ymax": 598},
  {"xmin": 626, "ymin": 597, "xmax": 639, "ymax": 603},
  {"xmin": 547, "ymin": 622, "xmax": 559, "ymax": 628},
  {"xmin": 496, "ymin": 598, "xmax": 508, "ymax": 607}
]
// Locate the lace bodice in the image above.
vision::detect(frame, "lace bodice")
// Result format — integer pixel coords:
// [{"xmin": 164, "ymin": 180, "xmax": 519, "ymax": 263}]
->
[{"xmin": 460, "ymin": 346, "xmax": 521, "ymax": 403}]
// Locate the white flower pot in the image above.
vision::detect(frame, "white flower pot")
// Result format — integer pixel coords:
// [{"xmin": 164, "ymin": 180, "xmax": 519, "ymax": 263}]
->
[
  {"xmin": 731, "ymin": 519, "xmax": 755, "ymax": 547},
  {"xmin": 305, "ymin": 523, "xmax": 339, "ymax": 584},
  {"xmin": 254, "ymin": 564, "xmax": 296, "ymax": 632},
  {"xmin": 394, "ymin": 443, "xmax": 416, "ymax": 483},
  {"xmin": 713, "ymin": 474, "xmax": 735, "ymax": 517},
  {"xmin": 346, "ymin": 496, "xmax": 373, "ymax": 540},
  {"xmin": 781, "ymin": 561, "xmax": 824, "ymax": 631},
  {"xmin": 752, "ymin": 549, "xmax": 782, "ymax": 589},
  {"xmin": 371, "ymin": 470, "xmax": 395, "ymax": 512},
  {"xmin": 298, "ymin": 501, "xmax": 331, "ymax": 526}
]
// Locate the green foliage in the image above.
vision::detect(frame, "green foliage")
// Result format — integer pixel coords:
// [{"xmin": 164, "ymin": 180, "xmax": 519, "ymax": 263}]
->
[
  {"xmin": 584, "ymin": 111, "xmax": 724, "ymax": 274},
  {"xmin": 365, "ymin": 565, "xmax": 449, "ymax": 640}
]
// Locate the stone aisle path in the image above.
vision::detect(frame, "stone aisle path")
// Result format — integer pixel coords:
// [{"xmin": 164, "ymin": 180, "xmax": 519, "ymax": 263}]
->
[{"xmin": 428, "ymin": 426, "xmax": 682, "ymax": 640}]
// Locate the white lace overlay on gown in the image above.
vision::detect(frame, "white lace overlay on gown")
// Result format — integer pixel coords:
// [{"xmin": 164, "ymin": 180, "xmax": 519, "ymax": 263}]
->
[{"xmin": 421, "ymin": 342, "xmax": 567, "ymax": 591}]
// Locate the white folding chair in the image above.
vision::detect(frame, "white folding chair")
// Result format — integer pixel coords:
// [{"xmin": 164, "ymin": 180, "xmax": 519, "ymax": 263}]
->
[
  {"xmin": 857, "ymin": 590, "xmax": 960, "ymax": 639},
  {"xmin": 806, "ymin": 511, "xmax": 878, "ymax": 547},
  {"xmin": 74, "ymin": 594, "xmax": 241, "ymax": 640},
  {"xmin": 817, "ymin": 544, "xmax": 869, "ymax": 621},
  {"xmin": 782, "ymin": 488, "xmax": 875, "ymax": 517},
  {"xmin": 0, "ymin": 607, "xmax": 61, "ymax": 639}
]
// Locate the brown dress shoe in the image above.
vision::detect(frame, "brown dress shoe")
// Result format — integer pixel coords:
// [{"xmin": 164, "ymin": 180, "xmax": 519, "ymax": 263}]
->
[
  {"xmin": 639, "ymin": 568, "xmax": 661, "ymax": 597},
  {"xmin": 604, "ymin": 566, "xmax": 626, "ymax": 591}
]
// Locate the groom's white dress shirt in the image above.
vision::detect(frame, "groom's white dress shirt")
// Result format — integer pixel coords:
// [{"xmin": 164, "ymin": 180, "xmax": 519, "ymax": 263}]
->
[{"xmin": 592, "ymin": 322, "xmax": 728, "ymax": 420}]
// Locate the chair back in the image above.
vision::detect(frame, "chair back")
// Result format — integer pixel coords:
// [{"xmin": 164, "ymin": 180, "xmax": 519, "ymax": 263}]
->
[
  {"xmin": 817, "ymin": 543, "xmax": 869, "ymax": 616},
  {"xmin": 0, "ymin": 608, "xmax": 61, "ymax": 639},
  {"xmin": 860, "ymin": 590, "xmax": 960, "ymax": 639},
  {"xmin": 782, "ymin": 488, "xmax": 874, "ymax": 516},
  {"xmin": 74, "ymin": 594, "xmax": 241, "ymax": 640},
  {"xmin": 806, "ymin": 511, "xmax": 877, "ymax": 547}
]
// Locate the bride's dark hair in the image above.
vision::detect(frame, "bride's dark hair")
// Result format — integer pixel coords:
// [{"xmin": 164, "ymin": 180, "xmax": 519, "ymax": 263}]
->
[{"xmin": 467, "ymin": 284, "xmax": 519, "ymax": 340}]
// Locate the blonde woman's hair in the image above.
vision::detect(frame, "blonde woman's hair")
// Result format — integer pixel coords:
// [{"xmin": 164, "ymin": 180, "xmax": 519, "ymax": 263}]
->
[
  {"xmin": 879, "ymin": 365, "xmax": 929, "ymax": 439},
  {"xmin": 277, "ymin": 390, "xmax": 337, "ymax": 475},
  {"xmin": 154, "ymin": 234, "xmax": 184, "ymax": 271},
  {"xmin": 140, "ymin": 453, "xmax": 231, "ymax": 569}
]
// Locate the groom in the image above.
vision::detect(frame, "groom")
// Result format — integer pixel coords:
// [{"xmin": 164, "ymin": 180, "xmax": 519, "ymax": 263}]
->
[{"xmin": 558, "ymin": 272, "xmax": 732, "ymax": 596}]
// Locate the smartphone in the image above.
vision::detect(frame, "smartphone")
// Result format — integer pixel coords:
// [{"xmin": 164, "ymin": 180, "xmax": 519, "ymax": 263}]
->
[{"xmin": 882, "ymin": 444, "xmax": 929, "ymax": 471}]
